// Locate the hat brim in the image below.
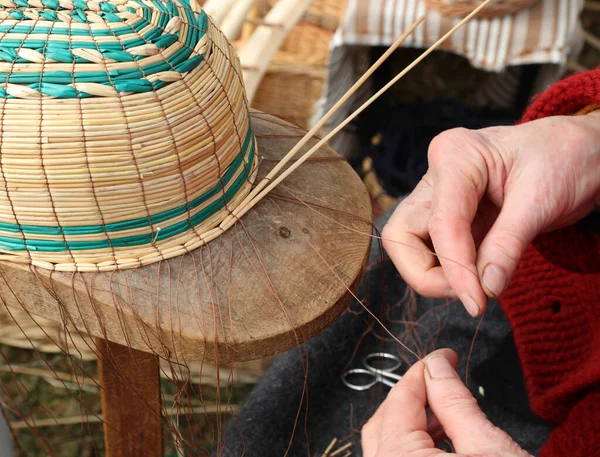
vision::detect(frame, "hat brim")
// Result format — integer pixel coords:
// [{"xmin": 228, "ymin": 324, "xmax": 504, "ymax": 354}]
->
[{"xmin": 0, "ymin": 112, "xmax": 373, "ymax": 364}]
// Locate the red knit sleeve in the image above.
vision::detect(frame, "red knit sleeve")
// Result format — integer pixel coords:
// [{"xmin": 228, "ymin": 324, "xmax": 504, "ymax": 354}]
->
[
  {"xmin": 521, "ymin": 67, "xmax": 600, "ymax": 122},
  {"xmin": 498, "ymin": 68, "xmax": 600, "ymax": 457}
]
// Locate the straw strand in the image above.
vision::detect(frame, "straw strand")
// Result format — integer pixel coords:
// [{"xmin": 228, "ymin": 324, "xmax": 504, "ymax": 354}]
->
[
  {"xmin": 220, "ymin": 0, "xmax": 496, "ymax": 232},
  {"xmin": 221, "ymin": 16, "xmax": 425, "ymax": 230}
]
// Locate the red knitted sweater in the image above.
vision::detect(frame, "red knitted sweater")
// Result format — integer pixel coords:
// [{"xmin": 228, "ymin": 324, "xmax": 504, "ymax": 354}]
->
[{"xmin": 498, "ymin": 68, "xmax": 600, "ymax": 456}]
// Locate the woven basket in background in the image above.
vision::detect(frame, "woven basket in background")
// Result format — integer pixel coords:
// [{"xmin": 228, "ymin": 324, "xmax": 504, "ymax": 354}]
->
[
  {"xmin": 245, "ymin": 0, "xmax": 348, "ymax": 129},
  {"xmin": 423, "ymin": 0, "xmax": 540, "ymax": 18}
]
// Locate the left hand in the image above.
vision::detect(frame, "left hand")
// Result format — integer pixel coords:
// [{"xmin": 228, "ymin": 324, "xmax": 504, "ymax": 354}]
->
[{"xmin": 361, "ymin": 349, "xmax": 532, "ymax": 457}]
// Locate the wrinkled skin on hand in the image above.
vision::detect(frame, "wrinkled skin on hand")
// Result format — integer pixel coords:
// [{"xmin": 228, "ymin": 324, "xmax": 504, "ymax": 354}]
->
[
  {"xmin": 361, "ymin": 349, "xmax": 534, "ymax": 457},
  {"xmin": 382, "ymin": 111, "xmax": 600, "ymax": 316}
]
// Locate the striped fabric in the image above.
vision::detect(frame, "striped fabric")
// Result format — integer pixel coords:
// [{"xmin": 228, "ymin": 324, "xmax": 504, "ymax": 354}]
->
[
  {"xmin": 314, "ymin": 0, "xmax": 585, "ymax": 158},
  {"xmin": 337, "ymin": 0, "xmax": 584, "ymax": 71}
]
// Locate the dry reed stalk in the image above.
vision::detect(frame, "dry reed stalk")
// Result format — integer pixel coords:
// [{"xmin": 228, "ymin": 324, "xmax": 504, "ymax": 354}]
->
[
  {"xmin": 220, "ymin": 17, "xmax": 425, "ymax": 230},
  {"xmin": 9, "ymin": 404, "xmax": 238, "ymax": 430},
  {"xmin": 0, "ymin": 303, "xmax": 271, "ymax": 386},
  {"xmin": 330, "ymin": 442, "xmax": 352, "ymax": 456},
  {"xmin": 221, "ymin": 0, "xmax": 496, "ymax": 230}
]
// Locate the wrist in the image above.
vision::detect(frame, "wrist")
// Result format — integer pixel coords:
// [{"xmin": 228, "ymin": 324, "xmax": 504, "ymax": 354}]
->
[{"xmin": 574, "ymin": 110, "xmax": 600, "ymax": 211}]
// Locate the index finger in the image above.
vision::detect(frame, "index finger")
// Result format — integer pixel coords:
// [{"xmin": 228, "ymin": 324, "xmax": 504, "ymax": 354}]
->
[
  {"xmin": 382, "ymin": 178, "xmax": 455, "ymax": 298},
  {"xmin": 428, "ymin": 130, "xmax": 490, "ymax": 316}
]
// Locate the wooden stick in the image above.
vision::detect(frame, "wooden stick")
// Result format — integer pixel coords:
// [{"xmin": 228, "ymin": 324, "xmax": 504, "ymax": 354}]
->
[
  {"xmin": 0, "ymin": 365, "xmax": 98, "ymax": 387},
  {"xmin": 220, "ymin": 16, "xmax": 425, "ymax": 229},
  {"xmin": 202, "ymin": 0, "xmax": 238, "ymax": 25},
  {"xmin": 330, "ymin": 442, "xmax": 352, "ymax": 456},
  {"xmin": 221, "ymin": 0, "xmax": 259, "ymax": 40},
  {"xmin": 323, "ymin": 438, "xmax": 337, "ymax": 456},
  {"xmin": 241, "ymin": 2, "xmax": 261, "ymax": 41},
  {"xmin": 583, "ymin": 29, "xmax": 600, "ymax": 53},
  {"xmin": 9, "ymin": 405, "xmax": 237, "ymax": 430},
  {"xmin": 238, "ymin": 0, "xmax": 314, "ymax": 101},
  {"xmin": 98, "ymin": 339, "xmax": 162, "ymax": 457},
  {"xmin": 221, "ymin": 0, "xmax": 495, "ymax": 230}
]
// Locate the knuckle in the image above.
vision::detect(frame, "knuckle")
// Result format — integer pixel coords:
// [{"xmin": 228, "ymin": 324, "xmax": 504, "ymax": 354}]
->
[
  {"xmin": 427, "ymin": 210, "xmax": 446, "ymax": 234},
  {"xmin": 490, "ymin": 229, "xmax": 527, "ymax": 264},
  {"xmin": 427, "ymin": 209, "xmax": 451, "ymax": 238},
  {"xmin": 428, "ymin": 128, "xmax": 474, "ymax": 165},
  {"xmin": 434, "ymin": 388, "xmax": 478, "ymax": 413},
  {"xmin": 380, "ymin": 222, "xmax": 395, "ymax": 248},
  {"xmin": 361, "ymin": 419, "xmax": 378, "ymax": 442},
  {"xmin": 375, "ymin": 430, "xmax": 434, "ymax": 457},
  {"xmin": 473, "ymin": 424, "xmax": 532, "ymax": 457},
  {"xmin": 408, "ymin": 278, "xmax": 433, "ymax": 297},
  {"xmin": 402, "ymin": 430, "xmax": 436, "ymax": 454}
]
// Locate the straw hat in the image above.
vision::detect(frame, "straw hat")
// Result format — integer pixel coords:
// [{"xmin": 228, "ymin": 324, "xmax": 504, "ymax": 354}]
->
[{"xmin": 0, "ymin": 0, "xmax": 257, "ymax": 272}]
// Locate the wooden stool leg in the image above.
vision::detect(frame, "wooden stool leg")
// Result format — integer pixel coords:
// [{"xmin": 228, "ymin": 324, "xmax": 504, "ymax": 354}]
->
[{"xmin": 97, "ymin": 338, "xmax": 163, "ymax": 457}]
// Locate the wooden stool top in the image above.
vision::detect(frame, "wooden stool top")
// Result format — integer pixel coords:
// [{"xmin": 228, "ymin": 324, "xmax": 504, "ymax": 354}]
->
[{"xmin": 0, "ymin": 113, "xmax": 372, "ymax": 363}]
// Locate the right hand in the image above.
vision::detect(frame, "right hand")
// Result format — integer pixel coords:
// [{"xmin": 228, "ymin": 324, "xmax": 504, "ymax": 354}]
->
[
  {"xmin": 382, "ymin": 111, "xmax": 600, "ymax": 316},
  {"xmin": 362, "ymin": 349, "xmax": 532, "ymax": 457}
]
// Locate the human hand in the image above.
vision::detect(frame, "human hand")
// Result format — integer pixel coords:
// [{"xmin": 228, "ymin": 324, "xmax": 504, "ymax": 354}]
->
[
  {"xmin": 382, "ymin": 112, "xmax": 600, "ymax": 316},
  {"xmin": 361, "ymin": 349, "xmax": 533, "ymax": 457}
]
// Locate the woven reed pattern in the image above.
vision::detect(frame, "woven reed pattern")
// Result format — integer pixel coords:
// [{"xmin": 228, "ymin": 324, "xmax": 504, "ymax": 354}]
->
[
  {"xmin": 258, "ymin": 0, "xmax": 345, "ymax": 31},
  {"xmin": 251, "ymin": 23, "xmax": 331, "ymax": 128},
  {"xmin": 423, "ymin": 0, "xmax": 540, "ymax": 18},
  {"xmin": 0, "ymin": 0, "xmax": 257, "ymax": 271}
]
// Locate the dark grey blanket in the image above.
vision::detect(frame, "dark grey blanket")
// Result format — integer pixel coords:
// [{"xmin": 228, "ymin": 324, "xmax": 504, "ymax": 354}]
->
[{"xmin": 220, "ymin": 207, "xmax": 552, "ymax": 457}]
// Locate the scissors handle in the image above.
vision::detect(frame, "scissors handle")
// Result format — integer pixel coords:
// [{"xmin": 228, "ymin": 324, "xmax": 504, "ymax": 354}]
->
[
  {"xmin": 364, "ymin": 352, "xmax": 402, "ymax": 373},
  {"xmin": 380, "ymin": 371, "xmax": 402, "ymax": 382},
  {"xmin": 343, "ymin": 353, "xmax": 404, "ymax": 391},
  {"xmin": 342, "ymin": 368, "xmax": 378, "ymax": 391}
]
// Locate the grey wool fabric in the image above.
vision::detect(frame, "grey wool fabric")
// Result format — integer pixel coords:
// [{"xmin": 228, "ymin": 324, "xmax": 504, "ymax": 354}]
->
[{"xmin": 219, "ymin": 205, "xmax": 553, "ymax": 457}]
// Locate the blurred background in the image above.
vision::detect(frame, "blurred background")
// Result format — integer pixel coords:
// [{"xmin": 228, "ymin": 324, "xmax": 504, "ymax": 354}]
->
[{"xmin": 1, "ymin": 0, "xmax": 599, "ymax": 455}]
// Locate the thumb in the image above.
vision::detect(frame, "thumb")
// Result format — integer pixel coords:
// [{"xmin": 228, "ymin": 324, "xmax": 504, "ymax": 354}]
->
[
  {"xmin": 424, "ymin": 353, "xmax": 530, "ymax": 455},
  {"xmin": 476, "ymin": 196, "xmax": 542, "ymax": 297}
]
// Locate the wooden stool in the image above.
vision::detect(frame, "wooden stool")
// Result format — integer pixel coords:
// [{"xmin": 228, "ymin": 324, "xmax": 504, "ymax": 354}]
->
[{"xmin": 0, "ymin": 113, "xmax": 372, "ymax": 457}]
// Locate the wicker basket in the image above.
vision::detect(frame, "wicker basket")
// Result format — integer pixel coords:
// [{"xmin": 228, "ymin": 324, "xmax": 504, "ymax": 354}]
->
[
  {"xmin": 258, "ymin": 0, "xmax": 345, "ymax": 31},
  {"xmin": 246, "ymin": 0, "xmax": 347, "ymax": 129},
  {"xmin": 423, "ymin": 0, "xmax": 540, "ymax": 18}
]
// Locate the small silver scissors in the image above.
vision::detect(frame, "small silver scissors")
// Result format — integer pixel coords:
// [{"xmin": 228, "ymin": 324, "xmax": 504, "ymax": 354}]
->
[{"xmin": 342, "ymin": 352, "xmax": 403, "ymax": 391}]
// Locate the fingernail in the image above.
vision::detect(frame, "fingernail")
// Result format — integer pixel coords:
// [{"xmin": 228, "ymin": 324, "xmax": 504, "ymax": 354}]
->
[
  {"xmin": 460, "ymin": 293, "xmax": 480, "ymax": 317},
  {"xmin": 426, "ymin": 355, "xmax": 456, "ymax": 379},
  {"xmin": 481, "ymin": 264, "xmax": 508, "ymax": 297}
]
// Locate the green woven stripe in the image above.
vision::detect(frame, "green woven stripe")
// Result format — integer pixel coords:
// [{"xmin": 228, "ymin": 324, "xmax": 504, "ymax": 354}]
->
[
  {"xmin": 0, "ymin": 0, "xmax": 208, "ymax": 97},
  {"xmin": 0, "ymin": 127, "xmax": 256, "ymax": 252},
  {"xmin": 0, "ymin": 17, "xmax": 148, "ymax": 36}
]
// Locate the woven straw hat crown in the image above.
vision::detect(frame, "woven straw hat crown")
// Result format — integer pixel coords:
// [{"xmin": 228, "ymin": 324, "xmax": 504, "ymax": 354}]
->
[{"xmin": 0, "ymin": 0, "xmax": 257, "ymax": 272}]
